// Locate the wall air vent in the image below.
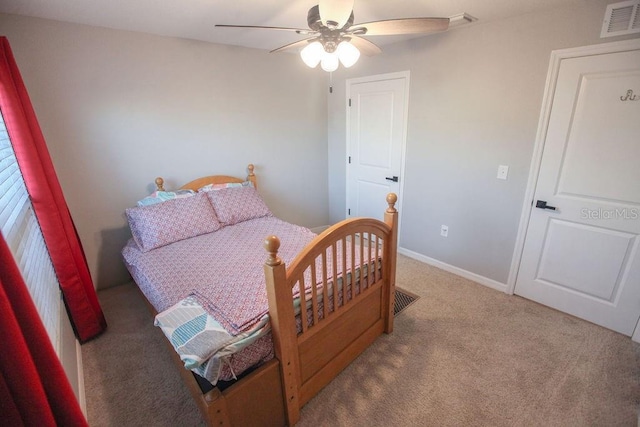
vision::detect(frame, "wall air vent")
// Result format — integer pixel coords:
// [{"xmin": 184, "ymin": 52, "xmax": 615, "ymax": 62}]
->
[{"xmin": 601, "ymin": 0, "xmax": 640, "ymax": 37}]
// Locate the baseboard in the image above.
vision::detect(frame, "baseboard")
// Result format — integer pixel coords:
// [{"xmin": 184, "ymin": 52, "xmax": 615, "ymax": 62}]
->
[
  {"xmin": 398, "ymin": 247, "xmax": 508, "ymax": 293},
  {"xmin": 632, "ymin": 321, "xmax": 640, "ymax": 344},
  {"xmin": 76, "ymin": 339, "xmax": 87, "ymax": 417}
]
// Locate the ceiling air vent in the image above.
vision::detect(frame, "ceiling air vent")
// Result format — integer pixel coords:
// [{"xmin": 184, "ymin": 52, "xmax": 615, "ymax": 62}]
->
[{"xmin": 601, "ymin": 0, "xmax": 640, "ymax": 37}]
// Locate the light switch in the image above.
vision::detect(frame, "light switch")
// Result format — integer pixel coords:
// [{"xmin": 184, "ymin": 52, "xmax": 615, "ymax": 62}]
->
[{"xmin": 497, "ymin": 165, "xmax": 509, "ymax": 180}]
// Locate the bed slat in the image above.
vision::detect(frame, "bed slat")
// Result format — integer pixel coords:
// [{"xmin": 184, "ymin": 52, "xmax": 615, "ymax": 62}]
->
[
  {"xmin": 359, "ymin": 233, "xmax": 365, "ymax": 292},
  {"xmin": 341, "ymin": 237, "xmax": 348, "ymax": 308},
  {"xmin": 299, "ymin": 275, "xmax": 308, "ymax": 334},
  {"xmin": 350, "ymin": 233, "xmax": 356, "ymax": 302},
  {"xmin": 321, "ymin": 250, "xmax": 329, "ymax": 319},
  {"xmin": 331, "ymin": 242, "xmax": 338, "ymax": 313},
  {"xmin": 309, "ymin": 265, "xmax": 319, "ymax": 327}
]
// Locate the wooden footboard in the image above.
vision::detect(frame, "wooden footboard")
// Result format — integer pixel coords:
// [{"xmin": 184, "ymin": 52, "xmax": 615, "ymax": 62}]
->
[{"xmin": 264, "ymin": 194, "xmax": 398, "ymax": 425}]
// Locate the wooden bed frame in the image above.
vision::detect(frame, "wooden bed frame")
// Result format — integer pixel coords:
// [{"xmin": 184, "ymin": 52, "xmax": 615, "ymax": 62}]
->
[{"xmin": 148, "ymin": 164, "xmax": 398, "ymax": 426}]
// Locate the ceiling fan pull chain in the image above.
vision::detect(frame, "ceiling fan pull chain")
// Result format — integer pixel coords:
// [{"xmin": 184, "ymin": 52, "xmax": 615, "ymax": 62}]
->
[{"xmin": 329, "ymin": 71, "xmax": 333, "ymax": 93}]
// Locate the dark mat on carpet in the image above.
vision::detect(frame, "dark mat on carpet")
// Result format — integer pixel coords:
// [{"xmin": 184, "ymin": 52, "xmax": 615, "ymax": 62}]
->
[{"xmin": 394, "ymin": 287, "xmax": 419, "ymax": 316}]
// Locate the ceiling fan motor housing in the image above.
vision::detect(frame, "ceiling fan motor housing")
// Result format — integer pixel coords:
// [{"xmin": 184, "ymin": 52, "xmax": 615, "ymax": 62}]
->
[{"xmin": 307, "ymin": 5, "xmax": 356, "ymax": 52}]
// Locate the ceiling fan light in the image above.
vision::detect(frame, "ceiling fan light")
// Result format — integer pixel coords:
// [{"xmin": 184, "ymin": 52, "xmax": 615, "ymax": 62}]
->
[
  {"xmin": 336, "ymin": 41, "xmax": 360, "ymax": 68},
  {"xmin": 300, "ymin": 41, "xmax": 324, "ymax": 68},
  {"xmin": 319, "ymin": 0, "xmax": 355, "ymax": 29},
  {"xmin": 320, "ymin": 52, "xmax": 339, "ymax": 72}
]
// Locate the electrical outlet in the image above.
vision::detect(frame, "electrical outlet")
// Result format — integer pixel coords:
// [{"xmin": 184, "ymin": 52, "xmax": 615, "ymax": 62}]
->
[{"xmin": 440, "ymin": 225, "xmax": 449, "ymax": 237}]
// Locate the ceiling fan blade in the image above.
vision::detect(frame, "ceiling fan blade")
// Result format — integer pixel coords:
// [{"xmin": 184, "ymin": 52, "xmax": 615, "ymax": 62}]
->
[
  {"xmin": 353, "ymin": 18, "xmax": 449, "ymax": 36},
  {"xmin": 270, "ymin": 37, "xmax": 317, "ymax": 54},
  {"xmin": 319, "ymin": 0, "xmax": 354, "ymax": 29},
  {"xmin": 215, "ymin": 24, "xmax": 316, "ymax": 35},
  {"xmin": 348, "ymin": 36, "xmax": 382, "ymax": 56}
]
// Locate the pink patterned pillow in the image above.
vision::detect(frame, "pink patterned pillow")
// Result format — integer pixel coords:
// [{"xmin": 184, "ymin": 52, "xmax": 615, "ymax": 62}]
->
[
  {"xmin": 206, "ymin": 186, "xmax": 272, "ymax": 226},
  {"xmin": 126, "ymin": 192, "xmax": 221, "ymax": 252}
]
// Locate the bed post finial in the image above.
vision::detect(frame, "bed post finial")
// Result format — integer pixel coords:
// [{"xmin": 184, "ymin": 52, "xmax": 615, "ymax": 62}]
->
[
  {"xmin": 264, "ymin": 235, "xmax": 281, "ymax": 266},
  {"xmin": 155, "ymin": 177, "xmax": 165, "ymax": 191},
  {"xmin": 386, "ymin": 193, "xmax": 398, "ymax": 213},
  {"xmin": 247, "ymin": 164, "xmax": 257, "ymax": 189},
  {"xmin": 384, "ymin": 192, "xmax": 398, "ymax": 334}
]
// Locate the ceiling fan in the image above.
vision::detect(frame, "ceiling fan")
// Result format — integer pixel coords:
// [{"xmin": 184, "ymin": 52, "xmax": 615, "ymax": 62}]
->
[{"xmin": 216, "ymin": 0, "xmax": 450, "ymax": 72}]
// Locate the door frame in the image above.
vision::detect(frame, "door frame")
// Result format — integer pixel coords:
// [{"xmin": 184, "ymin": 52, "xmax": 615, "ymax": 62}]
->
[
  {"xmin": 345, "ymin": 71, "xmax": 410, "ymax": 235},
  {"xmin": 505, "ymin": 38, "xmax": 640, "ymax": 340}
]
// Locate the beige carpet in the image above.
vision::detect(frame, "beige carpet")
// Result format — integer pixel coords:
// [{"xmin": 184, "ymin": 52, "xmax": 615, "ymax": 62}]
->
[{"xmin": 83, "ymin": 254, "xmax": 640, "ymax": 426}]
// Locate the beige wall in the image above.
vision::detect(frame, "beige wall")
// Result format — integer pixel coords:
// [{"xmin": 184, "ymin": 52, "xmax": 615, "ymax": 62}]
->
[
  {"xmin": 328, "ymin": 1, "xmax": 640, "ymax": 284},
  {"xmin": 0, "ymin": 14, "xmax": 330, "ymax": 289},
  {"xmin": 3, "ymin": 2, "xmax": 638, "ymax": 291}
]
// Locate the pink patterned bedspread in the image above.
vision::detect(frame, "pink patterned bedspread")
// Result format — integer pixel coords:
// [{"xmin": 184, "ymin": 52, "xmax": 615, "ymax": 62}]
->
[{"xmin": 122, "ymin": 216, "xmax": 317, "ymax": 380}]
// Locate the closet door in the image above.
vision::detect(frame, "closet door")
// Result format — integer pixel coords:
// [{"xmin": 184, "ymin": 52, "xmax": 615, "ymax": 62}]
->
[{"xmin": 515, "ymin": 43, "xmax": 640, "ymax": 335}]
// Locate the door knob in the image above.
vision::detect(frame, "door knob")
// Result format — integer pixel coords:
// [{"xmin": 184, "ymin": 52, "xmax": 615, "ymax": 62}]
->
[
  {"xmin": 535, "ymin": 200, "xmax": 557, "ymax": 210},
  {"xmin": 385, "ymin": 176, "xmax": 399, "ymax": 182}
]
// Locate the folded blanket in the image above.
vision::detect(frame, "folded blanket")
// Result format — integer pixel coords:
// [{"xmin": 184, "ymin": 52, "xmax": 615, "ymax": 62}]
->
[
  {"xmin": 155, "ymin": 295, "xmax": 235, "ymax": 369},
  {"xmin": 155, "ymin": 294, "xmax": 271, "ymax": 384}
]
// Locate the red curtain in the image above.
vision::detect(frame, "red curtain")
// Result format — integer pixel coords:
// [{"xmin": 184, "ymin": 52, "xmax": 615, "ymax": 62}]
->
[
  {"xmin": 0, "ymin": 234, "xmax": 88, "ymax": 426},
  {"xmin": 0, "ymin": 37, "xmax": 106, "ymax": 342}
]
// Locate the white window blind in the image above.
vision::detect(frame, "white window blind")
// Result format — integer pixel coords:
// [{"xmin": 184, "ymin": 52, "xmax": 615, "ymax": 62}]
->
[{"xmin": 0, "ymin": 106, "xmax": 61, "ymax": 350}]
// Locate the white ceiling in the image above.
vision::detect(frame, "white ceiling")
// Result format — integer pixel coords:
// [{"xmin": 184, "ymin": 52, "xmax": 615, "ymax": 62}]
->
[{"xmin": 0, "ymin": 0, "xmax": 591, "ymax": 52}]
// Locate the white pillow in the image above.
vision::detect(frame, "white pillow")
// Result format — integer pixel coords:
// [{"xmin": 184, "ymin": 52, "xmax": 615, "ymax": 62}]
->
[
  {"xmin": 137, "ymin": 189, "xmax": 195, "ymax": 206},
  {"xmin": 197, "ymin": 181, "xmax": 253, "ymax": 192}
]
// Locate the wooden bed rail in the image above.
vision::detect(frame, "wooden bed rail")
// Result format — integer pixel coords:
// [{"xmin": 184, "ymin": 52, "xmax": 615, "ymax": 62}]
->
[{"xmin": 264, "ymin": 193, "xmax": 398, "ymax": 426}]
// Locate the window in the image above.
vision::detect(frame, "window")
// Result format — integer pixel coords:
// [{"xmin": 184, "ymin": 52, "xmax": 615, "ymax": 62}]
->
[{"xmin": 0, "ymin": 106, "xmax": 61, "ymax": 350}]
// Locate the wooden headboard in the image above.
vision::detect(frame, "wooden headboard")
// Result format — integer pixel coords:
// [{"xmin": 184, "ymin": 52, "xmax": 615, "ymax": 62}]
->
[{"xmin": 154, "ymin": 164, "xmax": 257, "ymax": 192}]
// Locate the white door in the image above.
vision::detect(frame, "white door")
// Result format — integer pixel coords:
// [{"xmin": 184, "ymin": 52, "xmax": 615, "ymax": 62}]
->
[
  {"xmin": 346, "ymin": 72, "xmax": 408, "ymax": 221},
  {"xmin": 515, "ymin": 45, "xmax": 640, "ymax": 335}
]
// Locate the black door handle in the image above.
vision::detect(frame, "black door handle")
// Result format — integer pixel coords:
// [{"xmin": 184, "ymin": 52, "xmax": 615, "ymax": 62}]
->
[
  {"xmin": 535, "ymin": 200, "xmax": 556, "ymax": 210},
  {"xmin": 385, "ymin": 176, "xmax": 399, "ymax": 182}
]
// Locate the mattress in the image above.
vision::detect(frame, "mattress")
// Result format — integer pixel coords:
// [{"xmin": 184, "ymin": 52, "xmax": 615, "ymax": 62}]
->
[
  {"xmin": 123, "ymin": 215, "xmax": 376, "ymax": 385},
  {"xmin": 122, "ymin": 216, "xmax": 317, "ymax": 382}
]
